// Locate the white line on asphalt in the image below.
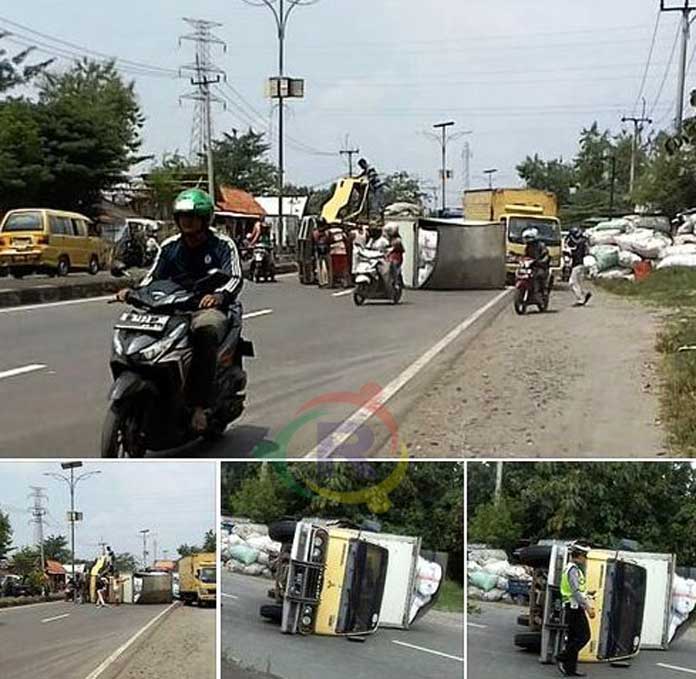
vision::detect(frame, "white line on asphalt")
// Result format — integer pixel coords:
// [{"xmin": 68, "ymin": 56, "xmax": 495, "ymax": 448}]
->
[
  {"xmin": 332, "ymin": 290, "xmax": 353, "ymax": 297},
  {"xmin": 275, "ymin": 272, "xmax": 296, "ymax": 279},
  {"xmin": 0, "ymin": 364, "xmax": 47, "ymax": 381},
  {"xmin": 0, "ymin": 296, "xmax": 113, "ymax": 314},
  {"xmin": 467, "ymin": 622, "xmax": 487, "ymax": 629},
  {"xmin": 657, "ymin": 663, "xmax": 696, "ymax": 675},
  {"xmin": 391, "ymin": 640, "xmax": 464, "ymax": 662},
  {"xmin": 222, "ymin": 593, "xmax": 239, "ymax": 600},
  {"xmin": 243, "ymin": 309, "xmax": 273, "ymax": 320},
  {"xmin": 304, "ymin": 289, "xmax": 512, "ymax": 458},
  {"xmin": 41, "ymin": 613, "xmax": 71, "ymax": 623},
  {"xmin": 83, "ymin": 602, "xmax": 178, "ymax": 679}
]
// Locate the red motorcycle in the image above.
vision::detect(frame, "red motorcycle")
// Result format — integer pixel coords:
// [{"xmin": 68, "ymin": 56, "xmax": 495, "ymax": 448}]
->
[{"xmin": 514, "ymin": 257, "xmax": 551, "ymax": 315}]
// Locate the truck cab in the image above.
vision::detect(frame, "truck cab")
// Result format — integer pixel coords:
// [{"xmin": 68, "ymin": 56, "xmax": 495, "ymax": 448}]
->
[{"xmin": 177, "ymin": 553, "xmax": 216, "ymax": 607}]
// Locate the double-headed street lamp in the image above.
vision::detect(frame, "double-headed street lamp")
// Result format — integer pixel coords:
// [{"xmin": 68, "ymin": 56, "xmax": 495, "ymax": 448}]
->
[{"xmin": 44, "ymin": 462, "xmax": 101, "ymax": 604}]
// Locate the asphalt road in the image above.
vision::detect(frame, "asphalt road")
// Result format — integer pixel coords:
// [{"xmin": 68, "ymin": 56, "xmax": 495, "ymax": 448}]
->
[
  {"xmin": 0, "ymin": 274, "xmax": 502, "ymax": 457},
  {"xmin": 0, "ymin": 599, "xmax": 173, "ymax": 679},
  {"xmin": 221, "ymin": 571, "xmax": 464, "ymax": 679},
  {"xmin": 468, "ymin": 602, "xmax": 696, "ymax": 679}
]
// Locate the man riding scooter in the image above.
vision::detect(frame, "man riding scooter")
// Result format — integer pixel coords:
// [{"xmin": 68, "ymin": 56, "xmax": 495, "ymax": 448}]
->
[
  {"xmin": 115, "ymin": 188, "xmax": 244, "ymax": 434},
  {"xmin": 247, "ymin": 218, "xmax": 275, "ymax": 282},
  {"xmin": 523, "ymin": 227, "xmax": 551, "ymax": 299}
]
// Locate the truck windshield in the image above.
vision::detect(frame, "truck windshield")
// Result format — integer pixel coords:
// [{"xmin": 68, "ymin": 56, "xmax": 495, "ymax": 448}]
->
[
  {"xmin": 199, "ymin": 567, "xmax": 216, "ymax": 584},
  {"xmin": 2, "ymin": 212, "xmax": 43, "ymax": 233},
  {"xmin": 508, "ymin": 217, "xmax": 561, "ymax": 246},
  {"xmin": 336, "ymin": 541, "xmax": 389, "ymax": 635},
  {"xmin": 600, "ymin": 561, "xmax": 647, "ymax": 660}
]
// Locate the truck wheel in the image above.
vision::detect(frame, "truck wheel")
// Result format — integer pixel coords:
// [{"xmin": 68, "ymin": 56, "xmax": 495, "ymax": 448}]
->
[
  {"xmin": 514, "ymin": 632, "xmax": 541, "ymax": 653},
  {"xmin": 57, "ymin": 256, "xmax": 70, "ymax": 277},
  {"xmin": 515, "ymin": 545, "xmax": 552, "ymax": 568},
  {"xmin": 88, "ymin": 255, "xmax": 100, "ymax": 275},
  {"xmin": 268, "ymin": 520, "xmax": 297, "ymax": 544},
  {"xmin": 260, "ymin": 604, "xmax": 283, "ymax": 625},
  {"xmin": 517, "ymin": 614, "xmax": 530, "ymax": 627}
]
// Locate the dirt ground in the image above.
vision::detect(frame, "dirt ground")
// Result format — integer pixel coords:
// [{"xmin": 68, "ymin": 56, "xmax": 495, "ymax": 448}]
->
[
  {"xmin": 401, "ymin": 286, "xmax": 665, "ymax": 457},
  {"xmin": 110, "ymin": 605, "xmax": 215, "ymax": 679}
]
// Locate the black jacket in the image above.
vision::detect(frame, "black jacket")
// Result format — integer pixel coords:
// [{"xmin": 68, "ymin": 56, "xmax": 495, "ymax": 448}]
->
[
  {"xmin": 567, "ymin": 235, "xmax": 589, "ymax": 268},
  {"xmin": 525, "ymin": 241, "xmax": 550, "ymax": 270},
  {"xmin": 140, "ymin": 230, "xmax": 243, "ymax": 304}
]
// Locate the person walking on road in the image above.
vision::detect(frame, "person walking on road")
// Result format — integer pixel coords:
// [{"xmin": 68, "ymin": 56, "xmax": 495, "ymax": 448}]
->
[
  {"xmin": 96, "ymin": 575, "xmax": 110, "ymax": 608},
  {"xmin": 567, "ymin": 227, "xmax": 592, "ymax": 307},
  {"xmin": 556, "ymin": 543, "xmax": 595, "ymax": 677},
  {"xmin": 313, "ymin": 219, "xmax": 331, "ymax": 288}
]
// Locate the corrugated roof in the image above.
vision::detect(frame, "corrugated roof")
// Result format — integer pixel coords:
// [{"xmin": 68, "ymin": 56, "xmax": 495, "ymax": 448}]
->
[
  {"xmin": 218, "ymin": 186, "xmax": 266, "ymax": 217},
  {"xmin": 45, "ymin": 560, "xmax": 66, "ymax": 575}
]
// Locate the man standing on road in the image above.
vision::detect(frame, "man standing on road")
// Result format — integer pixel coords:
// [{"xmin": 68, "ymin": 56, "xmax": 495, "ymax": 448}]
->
[
  {"xmin": 567, "ymin": 227, "xmax": 592, "ymax": 307},
  {"xmin": 557, "ymin": 543, "xmax": 595, "ymax": 677},
  {"xmin": 96, "ymin": 575, "xmax": 110, "ymax": 608}
]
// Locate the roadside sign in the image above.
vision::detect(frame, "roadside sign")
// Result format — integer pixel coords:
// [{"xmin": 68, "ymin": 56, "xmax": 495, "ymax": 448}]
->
[
  {"xmin": 267, "ymin": 77, "xmax": 305, "ymax": 99},
  {"xmin": 67, "ymin": 511, "xmax": 83, "ymax": 522}
]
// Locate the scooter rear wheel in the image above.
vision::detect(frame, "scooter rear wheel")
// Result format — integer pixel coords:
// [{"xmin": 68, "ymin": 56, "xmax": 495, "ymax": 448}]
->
[{"xmin": 353, "ymin": 291, "xmax": 366, "ymax": 306}]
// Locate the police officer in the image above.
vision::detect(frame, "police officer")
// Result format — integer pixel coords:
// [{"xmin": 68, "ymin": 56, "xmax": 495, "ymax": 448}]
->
[{"xmin": 557, "ymin": 543, "xmax": 595, "ymax": 677}]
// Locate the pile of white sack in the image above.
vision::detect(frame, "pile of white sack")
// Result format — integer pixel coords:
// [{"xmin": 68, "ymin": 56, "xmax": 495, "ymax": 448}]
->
[
  {"xmin": 670, "ymin": 575, "xmax": 696, "ymax": 642},
  {"xmin": 467, "ymin": 548, "xmax": 531, "ymax": 603},
  {"xmin": 221, "ymin": 522, "xmax": 280, "ymax": 579},
  {"xmin": 584, "ymin": 215, "xmax": 696, "ymax": 282}
]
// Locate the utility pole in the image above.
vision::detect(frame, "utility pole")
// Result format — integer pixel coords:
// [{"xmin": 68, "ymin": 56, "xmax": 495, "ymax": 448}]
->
[
  {"xmin": 661, "ymin": 1, "xmax": 696, "ymax": 133},
  {"xmin": 462, "ymin": 141, "xmax": 472, "ymax": 191},
  {"xmin": 484, "ymin": 168, "xmax": 498, "ymax": 190},
  {"xmin": 45, "ymin": 462, "xmax": 100, "ymax": 604},
  {"xmin": 140, "ymin": 529, "xmax": 150, "ymax": 570},
  {"xmin": 433, "ymin": 121, "xmax": 455, "ymax": 213},
  {"xmin": 179, "ymin": 18, "xmax": 227, "ymax": 199},
  {"xmin": 28, "ymin": 487, "xmax": 48, "ymax": 572},
  {"xmin": 494, "ymin": 462, "xmax": 504, "ymax": 506},
  {"xmin": 609, "ymin": 155, "xmax": 617, "ymax": 214},
  {"xmin": 340, "ymin": 147, "xmax": 360, "ymax": 177},
  {"xmin": 622, "ymin": 107, "xmax": 652, "ymax": 194}
]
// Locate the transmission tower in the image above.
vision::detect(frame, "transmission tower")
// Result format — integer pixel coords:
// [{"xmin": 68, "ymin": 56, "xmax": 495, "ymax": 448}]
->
[
  {"xmin": 28, "ymin": 487, "xmax": 48, "ymax": 571},
  {"xmin": 179, "ymin": 18, "xmax": 227, "ymax": 196}
]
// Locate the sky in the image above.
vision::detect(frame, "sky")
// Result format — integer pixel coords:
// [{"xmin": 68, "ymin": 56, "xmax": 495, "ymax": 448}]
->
[
  {"xmin": 0, "ymin": 462, "xmax": 216, "ymax": 565},
  {"xmin": 0, "ymin": 1, "xmax": 689, "ymax": 206}
]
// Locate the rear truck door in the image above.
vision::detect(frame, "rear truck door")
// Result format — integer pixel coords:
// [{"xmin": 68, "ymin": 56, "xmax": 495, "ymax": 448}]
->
[{"xmin": 541, "ymin": 544, "xmax": 567, "ymax": 664}]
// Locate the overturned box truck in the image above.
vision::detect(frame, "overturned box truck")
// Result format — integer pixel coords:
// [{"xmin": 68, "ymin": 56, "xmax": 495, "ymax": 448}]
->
[
  {"xmin": 260, "ymin": 519, "xmax": 446, "ymax": 638},
  {"xmin": 512, "ymin": 542, "xmax": 695, "ymax": 665}
]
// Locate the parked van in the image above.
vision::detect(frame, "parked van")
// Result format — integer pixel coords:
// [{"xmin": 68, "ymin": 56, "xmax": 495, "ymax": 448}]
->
[{"xmin": 0, "ymin": 208, "xmax": 106, "ymax": 278}]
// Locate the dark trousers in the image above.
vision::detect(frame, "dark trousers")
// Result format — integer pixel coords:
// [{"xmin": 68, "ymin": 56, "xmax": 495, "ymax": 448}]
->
[{"xmin": 558, "ymin": 606, "xmax": 592, "ymax": 673}]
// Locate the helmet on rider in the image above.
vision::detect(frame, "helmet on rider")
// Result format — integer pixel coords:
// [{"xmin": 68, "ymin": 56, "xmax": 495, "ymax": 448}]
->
[
  {"xmin": 173, "ymin": 188, "xmax": 215, "ymax": 248},
  {"xmin": 569, "ymin": 226, "xmax": 582, "ymax": 239},
  {"xmin": 522, "ymin": 228, "xmax": 540, "ymax": 244},
  {"xmin": 368, "ymin": 224, "xmax": 383, "ymax": 240}
]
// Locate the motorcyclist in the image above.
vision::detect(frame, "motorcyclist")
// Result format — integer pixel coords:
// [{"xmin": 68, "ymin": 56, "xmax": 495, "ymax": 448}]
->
[
  {"xmin": 248, "ymin": 218, "xmax": 275, "ymax": 280},
  {"xmin": 384, "ymin": 223, "xmax": 405, "ymax": 288},
  {"xmin": 364, "ymin": 225, "xmax": 391, "ymax": 288},
  {"xmin": 522, "ymin": 227, "xmax": 550, "ymax": 298},
  {"xmin": 115, "ymin": 188, "xmax": 244, "ymax": 434}
]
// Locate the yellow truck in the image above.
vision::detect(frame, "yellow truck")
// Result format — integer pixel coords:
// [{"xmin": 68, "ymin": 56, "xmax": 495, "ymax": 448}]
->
[
  {"xmin": 177, "ymin": 553, "xmax": 216, "ymax": 607},
  {"xmin": 463, "ymin": 189, "xmax": 562, "ymax": 283}
]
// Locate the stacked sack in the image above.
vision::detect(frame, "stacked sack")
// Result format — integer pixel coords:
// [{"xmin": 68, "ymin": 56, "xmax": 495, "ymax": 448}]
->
[
  {"xmin": 221, "ymin": 522, "xmax": 281, "ymax": 579},
  {"xmin": 408, "ymin": 557, "xmax": 443, "ymax": 624},
  {"xmin": 467, "ymin": 548, "xmax": 531, "ymax": 603},
  {"xmin": 669, "ymin": 576, "xmax": 696, "ymax": 642}
]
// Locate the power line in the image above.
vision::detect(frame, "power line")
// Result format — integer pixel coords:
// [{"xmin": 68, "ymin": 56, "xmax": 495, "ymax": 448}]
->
[
  {"xmin": 648, "ymin": 22, "xmax": 682, "ymax": 118},
  {"xmin": 633, "ymin": 9, "xmax": 662, "ymax": 114}
]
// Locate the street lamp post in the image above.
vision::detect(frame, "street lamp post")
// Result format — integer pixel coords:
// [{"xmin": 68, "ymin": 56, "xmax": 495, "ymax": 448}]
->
[
  {"xmin": 484, "ymin": 168, "xmax": 498, "ymax": 190},
  {"xmin": 44, "ymin": 462, "xmax": 101, "ymax": 604}
]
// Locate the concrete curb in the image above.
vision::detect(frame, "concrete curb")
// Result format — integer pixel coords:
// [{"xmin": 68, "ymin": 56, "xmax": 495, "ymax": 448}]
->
[{"xmin": 0, "ymin": 263, "xmax": 298, "ymax": 309}]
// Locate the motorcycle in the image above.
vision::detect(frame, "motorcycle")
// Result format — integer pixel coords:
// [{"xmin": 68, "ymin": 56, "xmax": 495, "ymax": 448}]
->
[
  {"xmin": 352, "ymin": 246, "xmax": 402, "ymax": 306},
  {"xmin": 513, "ymin": 257, "xmax": 551, "ymax": 315},
  {"xmin": 101, "ymin": 267, "xmax": 255, "ymax": 458},
  {"xmin": 251, "ymin": 245, "xmax": 275, "ymax": 283}
]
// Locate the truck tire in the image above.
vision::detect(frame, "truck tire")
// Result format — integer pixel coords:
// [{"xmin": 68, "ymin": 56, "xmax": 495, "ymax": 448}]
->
[
  {"xmin": 268, "ymin": 520, "xmax": 297, "ymax": 544},
  {"xmin": 260, "ymin": 604, "xmax": 283, "ymax": 625},
  {"xmin": 514, "ymin": 632, "xmax": 542, "ymax": 653},
  {"xmin": 515, "ymin": 545, "xmax": 552, "ymax": 568},
  {"xmin": 517, "ymin": 614, "xmax": 530, "ymax": 627}
]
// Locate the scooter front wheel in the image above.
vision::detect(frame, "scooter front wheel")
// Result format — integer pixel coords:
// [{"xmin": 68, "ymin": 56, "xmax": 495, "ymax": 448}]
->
[
  {"xmin": 514, "ymin": 288, "xmax": 528, "ymax": 315},
  {"xmin": 353, "ymin": 291, "xmax": 366, "ymax": 306},
  {"xmin": 101, "ymin": 407, "xmax": 145, "ymax": 458}
]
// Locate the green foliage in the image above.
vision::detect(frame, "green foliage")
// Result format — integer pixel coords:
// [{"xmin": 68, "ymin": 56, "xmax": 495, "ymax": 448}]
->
[
  {"xmin": 516, "ymin": 154, "xmax": 576, "ymax": 206},
  {"xmin": 228, "ymin": 462, "xmax": 294, "ymax": 524},
  {"xmin": 114, "ymin": 552, "xmax": 137, "ymax": 572},
  {"xmin": 212, "ymin": 129, "xmax": 278, "ymax": 194},
  {"xmin": 468, "ymin": 499, "xmax": 522, "ymax": 554},
  {"xmin": 203, "ymin": 530, "xmax": 216, "ymax": 553},
  {"xmin": 382, "ymin": 171, "xmax": 424, "ymax": 206},
  {"xmin": 177, "ymin": 544, "xmax": 199, "ymax": 558},
  {"xmin": 0, "ymin": 510, "xmax": 12, "ymax": 559},
  {"xmin": 0, "ymin": 37, "xmax": 53, "ymax": 93},
  {"xmin": 11, "ymin": 546, "xmax": 40, "ymax": 577},
  {"xmin": 42, "ymin": 535, "xmax": 70, "ymax": 563},
  {"xmin": 145, "ymin": 152, "xmax": 197, "ymax": 219},
  {"xmin": 468, "ymin": 462, "xmax": 696, "ymax": 564}
]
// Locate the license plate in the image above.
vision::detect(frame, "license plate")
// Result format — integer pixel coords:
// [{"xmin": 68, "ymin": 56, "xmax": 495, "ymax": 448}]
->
[{"xmin": 116, "ymin": 312, "xmax": 169, "ymax": 333}]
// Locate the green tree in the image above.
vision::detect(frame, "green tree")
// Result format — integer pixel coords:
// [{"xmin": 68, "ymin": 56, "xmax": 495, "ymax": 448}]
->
[
  {"xmin": 203, "ymin": 530, "xmax": 216, "ymax": 553},
  {"xmin": 0, "ymin": 35, "xmax": 53, "ymax": 93},
  {"xmin": 228, "ymin": 462, "xmax": 293, "ymax": 523},
  {"xmin": 42, "ymin": 535, "xmax": 70, "ymax": 563},
  {"xmin": 212, "ymin": 129, "xmax": 278, "ymax": 194},
  {"xmin": 11, "ymin": 546, "xmax": 40, "ymax": 577},
  {"xmin": 0, "ymin": 509, "xmax": 12, "ymax": 559},
  {"xmin": 146, "ymin": 152, "xmax": 199, "ymax": 219},
  {"xmin": 468, "ymin": 498, "xmax": 522, "ymax": 554},
  {"xmin": 114, "ymin": 552, "xmax": 137, "ymax": 572},
  {"xmin": 382, "ymin": 171, "xmax": 424, "ymax": 206},
  {"xmin": 516, "ymin": 154, "xmax": 576, "ymax": 206},
  {"xmin": 177, "ymin": 544, "xmax": 201, "ymax": 558}
]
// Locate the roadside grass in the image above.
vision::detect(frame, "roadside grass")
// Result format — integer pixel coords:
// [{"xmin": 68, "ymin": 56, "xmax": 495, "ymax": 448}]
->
[
  {"xmin": 0, "ymin": 593, "xmax": 63, "ymax": 609},
  {"xmin": 600, "ymin": 268, "xmax": 696, "ymax": 454},
  {"xmin": 434, "ymin": 579, "xmax": 464, "ymax": 613}
]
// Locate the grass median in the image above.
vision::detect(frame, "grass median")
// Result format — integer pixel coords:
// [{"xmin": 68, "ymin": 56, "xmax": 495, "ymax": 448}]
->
[
  {"xmin": 433, "ymin": 579, "xmax": 464, "ymax": 613},
  {"xmin": 601, "ymin": 268, "xmax": 696, "ymax": 454}
]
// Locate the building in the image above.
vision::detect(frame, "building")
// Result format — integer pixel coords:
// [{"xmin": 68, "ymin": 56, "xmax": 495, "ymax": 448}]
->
[
  {"xmin": 152, "ymin": 560, "xmax": 177, "ymax": 573},
  {"xmin": 255, "ymin": 196, "xmax": 309, "ymax": 252},
  {"xmin": 45, "ymin": 560, "xmax": 66, "ymax": 592},
  {"xmin": 215, "ymin": 186, "xmax": 266, "ymax": 244}
]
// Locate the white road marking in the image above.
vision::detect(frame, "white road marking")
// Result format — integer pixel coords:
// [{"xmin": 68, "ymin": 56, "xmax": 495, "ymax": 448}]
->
[
  {"xmin": 332, "ymin": 290, "xmax": 353, "ymax": 298},
  {"xmin": 0, "ymin": 296, "xmax": 113, "ymax": 314},
  {"xmin": 222, "ymin": 593, "xmax": 239, "ymax": 600},
  {"xmin": 0, "ymin": 364, "xmax": 47, "ymax": 381},
  {"xmin": 467, "ymin": 622, "xmax": 487, "ymax": 629},
  {"xmin": 243, "ymin": 309, "xmax": 273, "ymax": 320},
  {"xmin": 304, "ymin": 289, "xmax": 512, "ymax": 459},
  {"xmin": 41, "ymin": 613, "xmax": 71, "ymax": 623},
  {"xmin": 83, "ymin": 602, "xmax": 178, "ymax": 679},
  {"xmin": 275, "ymin": 272, "xmax": 296, "ymax": 279},
  {"xmin": 391, "ymin": 640, "xmax": 464, "ymax": 663},
  {"xmin": 657, "ymin": 664, "xmax": 696, "ymax": 675}
]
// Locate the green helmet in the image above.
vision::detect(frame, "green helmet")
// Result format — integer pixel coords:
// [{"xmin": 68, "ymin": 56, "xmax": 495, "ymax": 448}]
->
[{"xmin": 173, "ymin": 188, "xmax": 214, "ymax": 222}]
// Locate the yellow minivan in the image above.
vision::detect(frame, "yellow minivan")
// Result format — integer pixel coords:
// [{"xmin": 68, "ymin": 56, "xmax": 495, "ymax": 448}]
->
[{"xmin": 0, "ymin": 208, "xmax": 106, "ymax": 278}]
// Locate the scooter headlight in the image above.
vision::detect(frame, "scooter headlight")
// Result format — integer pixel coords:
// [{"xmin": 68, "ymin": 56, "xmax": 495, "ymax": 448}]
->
[{"xmin": 138, "ymin": 323, "xmax": 187, "ymax": 361}]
